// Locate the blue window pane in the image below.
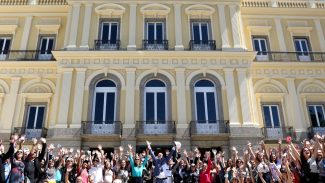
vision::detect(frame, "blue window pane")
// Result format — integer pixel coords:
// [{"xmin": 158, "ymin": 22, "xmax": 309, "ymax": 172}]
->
[
  {"xmin": 295, "ymin": 40, "xmax": 302, "ymax": 53},
  {"xmin": 263, "ymin": 106, "xmax": 272, "ymax": 127},
  {"xmin": 156, "ymin": 23, "xmax": 163, "ymax": 43},
  {"xmin": 316, "ymin": 106, "xmax": 325, "ymax": 127},
  {"xmin": 110, "ymin": 24, "xmax": 118, "ymax": 43},
  {"xmin": 0, "ymin": 39, "xmax": 3, "ymax": 52},
  {"xmin": 271, "ymin": 106, "xmax": 280, "ymax": 127},
  {"xmin": 36, "ymin": 107, "xmax": 44, "ymax": 129},
  {"xmin": 253, "ymin": 39, "xmax": 260, "ymax": 52},
  {"xmin": 47, "ymin": 39, "xmax": 53, "ymax": 54},
  {"xmin": 105, "ymin": 93, "xmax": 115, "ymax": 123},
  {"xmin": 145, "ymin": 80, "xmax": 165, "ymax": 87},
  {"xmin": 196, "ymin": 92, "xmax": 206, "ymax": 122},
  {"xmin": 207, "ymin": 92, "xmax": 217, "ymax": 122},
  {"xmin": 94, "ymin": 93, "xmax": 104, "ymax": 123},
  {"xmin": 27, "ymin": 107, "xmax": 36, "ymax": 129},
  {"xmin": 146, "ymin": 93, "xmax": 155, "ymax": 121},
  {"xmin": 102, "ymin": 24, "xmax": 110, "ymax": 43},
  {"xmin": 308, "ymin": 106, "xmax": 318, "ymax": 127},
  {"xmin": 195, "ymin": 80, "xmax": 214, "ymax": 87},
  {"xmin": 40, "ymin": 39, "xmax": 47, "ymax": 54},
  {"xmin": 148, "ymin": 23, "xmax": 155, "ymax": 43},
  {"xmin": 301, "ymin": 40, "xmax": 308, "ymax": 52},
  {"xmin": 157, "ymin": 92, "xmax": 166, "ymax": 121},
  {"xmin": 201, "ymin": 24, "xmax": 209, "ymax": 43},
  {"xmin": 96, "ymin": 80, "xmax": 116, "ymax": 87},
  {"xmin": 193, "ymin": 24, "xmax": 200, "ymax": 43},
  {"xmin": 260, "ymin": 40, "xmax": 267, "ymax": 52},
  {"xmin": 4, "ymin": 39, "xmax": 10, "ymax": 54}
]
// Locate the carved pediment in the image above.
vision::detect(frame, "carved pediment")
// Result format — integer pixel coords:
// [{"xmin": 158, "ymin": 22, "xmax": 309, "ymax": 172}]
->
[
  {"xmin": 185, "ymin": 4, "xmax": 215, "ymax": 18},
  {"xmin": 141, "ymin": 3, "xmax": 170, "ymax": 17},
  {"xmin": 95, "ymin": 3, "xmax": 126, "ymax": 17}
]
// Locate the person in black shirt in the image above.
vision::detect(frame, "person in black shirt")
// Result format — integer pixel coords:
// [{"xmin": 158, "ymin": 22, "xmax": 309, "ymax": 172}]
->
[{"xmin": 0, "ymin": 136, "xmax": 15, "ymax": 183}]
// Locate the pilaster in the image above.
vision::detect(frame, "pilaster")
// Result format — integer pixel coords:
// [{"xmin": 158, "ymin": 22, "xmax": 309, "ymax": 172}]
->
[
  {"xmin": 127, "ymin": 4, "xmax": 137, "ymax": 50},
  {"xmin": 64, "ymin": 5, "xmax": 73, "ymax": 48},
  {"xmin": 217, "ymin": 4, "xmax": 230, "ymax": 50},
  {"xmin": 67, "ymin": 3, "xmax": 81, "ymax": 50},
  {"xmin": 20, "ymin": 16, "xmax": 33, "ymax": 50},
  {"xmin": 175, "ymin": 68, "xmax": 187, "ymax": 127},
  {"xmin": 80, "ymin": 3, "xmax": 93, "ymax": 50},
  {"xmin": 224, "ymin": 68, "xmax": 240, "ymax": 127},
  {"xmin": 274, "ymin": 18, "xmax": 287, "ymax": 52},
  {"xmin": 124, "ymin": 68, "xmax": 136, "ymax": 128},
  {"xmin": 229, "ymin": 5, "xmax": 243, "ymax": 50},
  {"xmin": 174, "ymin": 4, "xmax": 184, "ymax": 51},
  {"xmin": 314, "ymin": 19, "xmax": 325, "ymax": 52},
  {"xmin": 71, "ymin": 68, "xmax": 87, "ymax": 128}
]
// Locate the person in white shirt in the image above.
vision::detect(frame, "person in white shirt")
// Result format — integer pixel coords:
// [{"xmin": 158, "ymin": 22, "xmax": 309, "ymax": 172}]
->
[{"xmin": 89, "ymin": 157, "xmax": 104, "ymax": 183}]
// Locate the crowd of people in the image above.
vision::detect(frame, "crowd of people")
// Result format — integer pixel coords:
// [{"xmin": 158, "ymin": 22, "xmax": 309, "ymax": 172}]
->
[{"xmin": 0, "ymin": 134, "xmax": 324, "ymax": 183}]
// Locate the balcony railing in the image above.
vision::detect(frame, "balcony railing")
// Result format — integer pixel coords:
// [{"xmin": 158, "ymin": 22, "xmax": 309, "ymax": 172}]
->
[
  {"xmin": 142, "ymin": 40, "xmax": 168, "ymax": 50},
  {"xmin": 12, "ymin": 127, "xmax": 48, "ymax": 139},
  {"xmin": 254, "ymin": 52, "xmax": 325, "ymax": 62},
  {"xmin": 0, "ymin": 50, "xmax": 55, "ymax": 61},
  {"xmin": 189, "ymin": 40, "xmax": 216, "ymax": 51},
  {"xmin": 190, "ymin": 120, "xmax": 229, "ymax": 135},
  {"xmin": 308, "ymin": 126, "xmax": 325, "ymax": 138},
  {"xmin": 94, "ymin": 40, "xmax": 120, "ymax": 50},
  {"xmin": 136, "ymin": 121, "xmax": 176, "ymax": 135},
  {"xmin": 262, "ymin": 127, "xmax": 295, "ymax": 140},
  {"xmin": 0, "ymin": 0, "xmax": 67, "ymax": 5},
  {"xmin": 81, "ymin": 121, "xmax": 122, "ymax": 136},
  {"xmin": 242, "ymin": 0, "xmax": 324, "ymax": 9}
]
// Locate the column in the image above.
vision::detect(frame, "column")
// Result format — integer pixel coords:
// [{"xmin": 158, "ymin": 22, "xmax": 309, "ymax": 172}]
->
[
  {"xmin": 314, "ymin": 19, "xmax": 325, "ymax": 52},
  {"xmin": 174, "ymin": 4, "xmax": 184, "ymax": 50},
  {"xmin": 274, "ymin": 18, "xmax": 287, "ymax": 52},
  {"xmin": 20, "ymin": 16, "xmax": 33, "ymax": 50},
  {"xmin": 224, "ymin": 68, "xmax": 240, "ymax": 126},
  {"xmin": 127, "ymin": 4, "xmax": 137, "ymax": 50},
  {"xmin": 49, "ymin": 73, "xmax": 62, "ymax": 128},
  {"xmin": 0, "ymin": 77, "xmax": 20, "ymax": 132},
  {"xmin": 64, "ymin": 5, "xmax": 73, "ymax": 48},
  {"xmin": 217, "ymin": 4, "xmax": 230, "ymax": 50},
  {"xmin": 175, "ymin": 68, "xmax": 187, "ymax": 127},
  {"xmin": 67, "ymin": 3, "xmax": 81, "ymax": 50},
  {"xmin": 229, "ymin": 5, "xmax": 243, "ymax": 50},
  {"xmin": 237, "ymin": 68, "xmax": 254, "ymax": 126},
  {"xmin": 71, "ymin": 68, "xmax": 87, "ymax": 128},
  {"xmin": 80, "ymin": 3, "xmax": 93, "ymax": 49},
  {"xmin": 287, "ymin": 78, "xmax": 306, "ymax": 131},
  {"xmin": 124, "ymin": 68, "xmax": 136, "ymax": 128},
  {"xmin": 56, "ymin": 68, "xmax": 73, "ymax": 128}
]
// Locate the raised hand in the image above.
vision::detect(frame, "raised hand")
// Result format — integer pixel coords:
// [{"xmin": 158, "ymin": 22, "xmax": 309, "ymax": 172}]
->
[
  {"xmin": 146, "ymin": 140, "xmax": 151, "ymax": 149},
  {"xmin": 40, "ymin": 137, "xmax": 46, "ymax": 144},
  {"xmin": 128, "ymin": 144, "xmax": 133, "ymax": 150},
  {"xmin": 212, "ymin": 149, "xmax": 217, "ymax": 155},
  {"xmin": 98, "ymin": 144, "xmax": 102, "ymax": 150},
  {"xmin": 32, "ymin": 138, "xmax": 38, "ymax": 146},
  {"xmin": 119, "ymin": 146, "xmax": 124, "ymax": 152}
]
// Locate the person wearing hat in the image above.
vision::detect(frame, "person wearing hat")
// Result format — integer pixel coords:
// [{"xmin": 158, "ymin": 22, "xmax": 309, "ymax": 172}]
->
[
  {"xmin": 128, "ymin": 144, "xmax": 149, "ymax": 183},
  {"xmin": 147, "ymin": 140, "xmax": 178, "ymax": 183}
]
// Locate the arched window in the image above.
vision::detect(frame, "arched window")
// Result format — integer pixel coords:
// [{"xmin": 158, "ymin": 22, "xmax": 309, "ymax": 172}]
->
[
  {"xmin": 92, "ymin": 80, "xmax": 117, "ymax": 124},
  {"xmin": 194, "ymin": 79, "xmax": 219, "ymax": 123},
  {"xmin": 144, "ymin": 79, "xmax": 167, "ymax": 122}
]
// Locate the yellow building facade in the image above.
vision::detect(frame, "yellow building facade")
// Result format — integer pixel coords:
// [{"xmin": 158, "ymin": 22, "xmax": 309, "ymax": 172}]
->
[{"xmin": 0, "ymin": 0, "xmax": 325, "ymax": 152}]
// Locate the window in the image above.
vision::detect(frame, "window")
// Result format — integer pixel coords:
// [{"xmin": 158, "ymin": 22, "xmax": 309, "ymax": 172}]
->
[
  {"xmin": 0, "ymin": 37, "xmax": 11, "ymax": 60},
  {"xmin": 144, "ymin": 79, "xmax": 167, "ymax": 122},
  {"xmin": 194, "ymin": 80, "xmax": 218, "ymax": 123},
  {"xmin": 146, "ymin": 22, "xmax": 164, "ymax": 44},
  {"xmin": 294, "ymin": 38, "xmax": 311, "ymax": 61},
  {"xmin": 26, "ymin": 105, "xmax": 46, "ymax": 129},
  {"xmin": 92, "ymin": 80, "xmax": 117, "ymax": 124},
  {"xmin": 253, "ymin": 37, "xmax": 269, "ymax": 61},
  {"xmin": 308, "ymin": 104, "xmax": 325, "ymax": 127},
  {"xmin": 38, "ymin": 36, "xmax": 55, "ymax": 60},
  {"xmin": 262, "ymin": 105, "xmax": 281, "ymax": 128},
  {"xmin": 101, "ymin": 22, "xmax": 119, "ymax": 45},
  {"xmin": 191, "ymin": 21, "xmax": 210, "ymax": 44}
]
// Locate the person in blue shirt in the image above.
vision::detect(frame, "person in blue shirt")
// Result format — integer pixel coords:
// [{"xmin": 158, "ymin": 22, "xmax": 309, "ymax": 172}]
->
[{"xmin": 128, "ymin": 144, "xmax": 148, "ymax": 183}]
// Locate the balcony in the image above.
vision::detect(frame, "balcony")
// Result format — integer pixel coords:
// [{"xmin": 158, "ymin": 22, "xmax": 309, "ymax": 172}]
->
[
  {"xmin": 262, "ymin": 127, "xmax": 295, "ymax": 140},
  {"xmin": 136, "ymin": 121, "xmax": 176, "ymax": 136},
  {"xmin": 0, "ymin": 50, "xmax": 55, "ymax": 61},
  {"xmin": 190, "ymin": 120, "xmax": 229, "ymax": 135},
  {"xmin": 189, "ymin": 40, "xmax": 216, "ymax": 51},
  {"xmin": 94, "ymin": 40, "xmax": 120, "ymax": 50},
  {"xmin": 142, "ymin": 40, "xmax": 168, "ymax": 50},
  {"xmin": 12, "ymin": 127, "xmax": 48, "ymax": 139},
  {"xmin": 81, "ymin": 121, "xmax": 122, "ymax": 136},
  {"xmin": 308, "ymin": 127, "xmax": 325, "ymax": 138},
  {"xmin": 254, "ymin": 52, "xmax": 325, "ymax": 62}
]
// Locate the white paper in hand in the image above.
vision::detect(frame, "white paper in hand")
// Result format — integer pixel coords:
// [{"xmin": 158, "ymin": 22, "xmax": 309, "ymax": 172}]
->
[{"xmin": 174, "ymin": 141, "xmax": 182, "ymax": 149}]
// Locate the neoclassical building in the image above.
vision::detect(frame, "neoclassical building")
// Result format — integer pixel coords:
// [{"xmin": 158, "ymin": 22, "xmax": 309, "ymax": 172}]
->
[{"xmin": 0, "ymin": 0, "xmax": 325, "ymax": 152}]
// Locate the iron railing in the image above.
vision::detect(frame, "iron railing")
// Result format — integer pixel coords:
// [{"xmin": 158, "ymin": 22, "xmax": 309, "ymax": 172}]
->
[
  {"xmin": 81, "ymin": 121, "xmax": 122, "ymax": 136},
  {"xmin": 189, "ymin": 40, "xmax": 216, "ymax": 51},
  {"xmin": 190, "ymin": 120, "xmax": 229, "ymax": 135},
  {"xmin": 136, "ymin": 121, "xmax": 176, "ymax": 135},
  {"xmin": 0, "ymin": 50, "xmax": 55, "ymax": 61},
  {"xmin": 308, "ymin": 126, "xmax": 325, "ymax": 138},
  {"xmin": 262, "ymin": 127, "xmax": 295, "ymax": 140},
  {"xmin": 142, "ymin": 40, "xmax": 169, "ymax": 50},
  {"xmin": 254, "ymin": 52, "xmax": 325, "ymax": 62},
  {"xmin": 12, "ymin": 127, "xmax": 48, "ymax": 139},
  {"xmin": 94, "ymin": 40, "xmax": 120, "ymax": 50}
]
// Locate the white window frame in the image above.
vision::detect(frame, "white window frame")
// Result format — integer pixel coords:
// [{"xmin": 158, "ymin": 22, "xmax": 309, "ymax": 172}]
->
[
  {"xmin": 92, "ymin": 81, "xmax": 117, "ymax": 123},
  {"xmin": 38, "ymin": 36, "xmax": 55, "ymax": 60},
  {"xmin": 26, "ymin": 105, "xmax": 46, "ymax": 129},
  {"xmin": 101, "ymin": 21, "xmax": 119, "ymax": 41},
  {"xmin": 294, "ymin": 38, "xmax": 311, "ymax": 61},
  {"xmin": 253, "ymin": 37, "xmax": 269, "ymax": 61},
  {"xmin": 146, "ymin": 21, "xmax": 165, "ymax": 41},
  {"xmin": 194, "ymin": 82, "xmax": 219, "ymax": 123},
  {"xmin": 262, "ymin": 104, "xmax": 282, "ymax": 128},
  {"xmin": 191, "ymin": 21, "xmax": 210, "ymax": 41},
  {"xmin": 144, "ymin": 81, "xmax": 167, "ymax": 122},
  {"xmin": 0, "ymin": 37, "xmax": 11, "ymax": 60},
  {"xmin": 308, "ymin": 104, "xmax": 325, "ymax": 127}
]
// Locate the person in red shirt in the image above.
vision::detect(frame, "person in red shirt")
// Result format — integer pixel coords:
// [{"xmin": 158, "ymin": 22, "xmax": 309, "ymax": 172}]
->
[{"xmin": 200, "ymin": 151, "xmax": 212, "ymax": 183}]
